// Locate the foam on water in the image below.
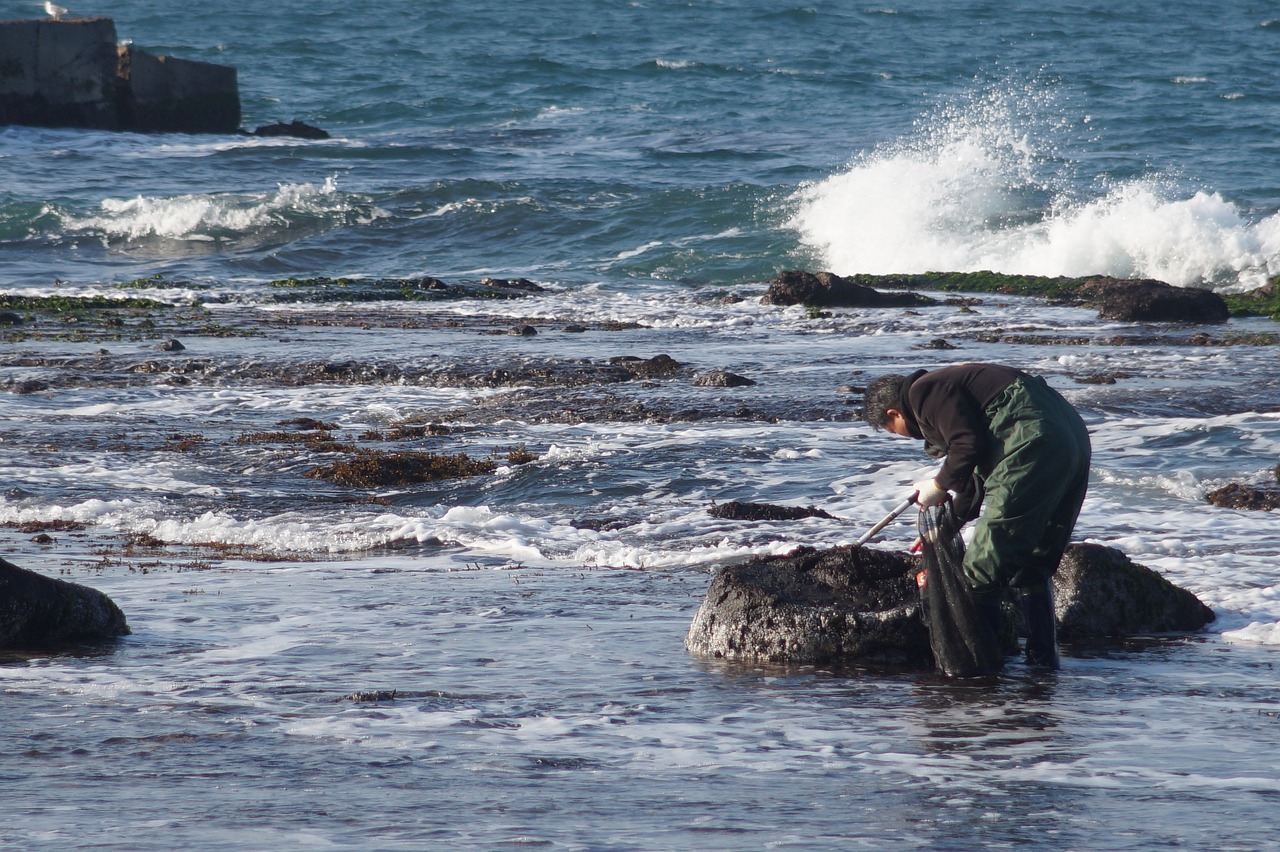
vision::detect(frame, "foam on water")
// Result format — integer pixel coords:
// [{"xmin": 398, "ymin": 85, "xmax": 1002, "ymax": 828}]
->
[
  {"xmin": 790, "ymin": 79, "xmax": 1280, "ymax": 289},
  {"xmin": 58, "ymin": 176, "xmax": 385, "ymax": 244}
]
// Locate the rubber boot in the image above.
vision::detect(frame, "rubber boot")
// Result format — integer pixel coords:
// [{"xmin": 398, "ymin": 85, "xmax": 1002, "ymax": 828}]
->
[{"xmin": 1018, "ymin": 586, "xmax": 1059, "ymax": 670}]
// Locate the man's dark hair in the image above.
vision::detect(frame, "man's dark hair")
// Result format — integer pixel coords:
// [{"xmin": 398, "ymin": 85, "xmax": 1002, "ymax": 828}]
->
[{"xmin": 863, "ymin": 373, "xmax": 907, "ymax": 428}]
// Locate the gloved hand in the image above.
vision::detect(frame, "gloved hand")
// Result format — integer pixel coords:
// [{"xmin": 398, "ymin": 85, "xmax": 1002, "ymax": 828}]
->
[{"xmin": 913, "ymin": 477, "xmax": 949, "ymax": 508}]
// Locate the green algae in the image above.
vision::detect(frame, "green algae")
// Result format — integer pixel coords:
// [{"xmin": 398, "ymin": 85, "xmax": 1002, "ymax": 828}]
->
[
  {"xmin": 0, "ymin": 295, "xmax": 169, "ymax": 313},
  {"xmin": 1220, "ymin": 279, "xmax": 1280, "ymax": 320}
]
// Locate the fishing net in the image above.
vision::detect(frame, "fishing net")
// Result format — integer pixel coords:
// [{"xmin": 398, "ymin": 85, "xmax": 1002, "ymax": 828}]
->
[{"xmin": 916, "ymin": 504, "xmax": 1003, "ymax": 677}]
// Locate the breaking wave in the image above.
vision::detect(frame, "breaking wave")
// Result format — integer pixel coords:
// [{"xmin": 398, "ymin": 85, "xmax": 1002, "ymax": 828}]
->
[
  {"xmin": 59, "ymin": 176, "xmax": 386, "ymax": 244},
  {"xmin": 790, "ymin": 79, "xmax": 1280, "ymax": 290}
]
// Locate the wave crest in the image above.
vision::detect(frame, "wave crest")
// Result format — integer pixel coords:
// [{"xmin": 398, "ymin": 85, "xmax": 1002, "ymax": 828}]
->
[{"xmin": 60, "ymin": 176, "xmax": 385, "ymax": 243}]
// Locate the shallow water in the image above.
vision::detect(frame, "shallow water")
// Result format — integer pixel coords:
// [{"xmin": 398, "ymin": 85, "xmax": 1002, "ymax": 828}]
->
[
  {"xmin": 6, "ymin": 552, "xmax": 1280, "ymax": 851},
  {"xmin": 2, "ymin": 292, "xmax": 1280, "ymax": 849}
]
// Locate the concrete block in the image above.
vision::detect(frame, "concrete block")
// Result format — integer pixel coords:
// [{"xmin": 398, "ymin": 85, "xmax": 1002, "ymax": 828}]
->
[
  {"xmin": 118, "ymin": 45, "xmax": 239, "ymax": 133},
  {"xmin": 0, "ymin": 18, "xmax": 120, "ymax": 129}
]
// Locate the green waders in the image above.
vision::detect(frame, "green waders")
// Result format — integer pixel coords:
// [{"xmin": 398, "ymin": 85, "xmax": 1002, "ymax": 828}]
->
[{"xmin": 962, "ymin": 376, "xmax": 1091, "ymax": 667}]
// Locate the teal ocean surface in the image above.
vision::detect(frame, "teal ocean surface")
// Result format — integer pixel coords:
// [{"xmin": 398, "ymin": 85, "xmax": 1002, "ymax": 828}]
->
[
  {"xmin": 4, "ymin": 0, "xmax": 1280, "ymax": 288},
  {"xmin": 3, "ymin": 1, "xmax": 1280, "ymax": 849}
]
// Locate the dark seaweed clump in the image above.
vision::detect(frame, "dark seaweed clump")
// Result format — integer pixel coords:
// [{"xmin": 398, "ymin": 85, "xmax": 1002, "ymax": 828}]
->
[
  {"xmin": 306, "ymin": 446, "xmax": 537, "ymax": 488},
  {"xmin": 306, "ymin": 451, "xmax": 499, "ymax": 488},
  {"xmin": 1204, "ymin": 483, "xmax": 1280, "ymax": 511}
]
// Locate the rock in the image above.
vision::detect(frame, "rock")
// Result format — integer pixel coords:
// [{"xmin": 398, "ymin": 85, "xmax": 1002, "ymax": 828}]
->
[
  {"xmin": 1053, "ymin": 543, "xmax": 1215, "ymax": 638},
  {"xmin": 480, "ymin": 277, "xmax": 544, "ymax": 293},
  {"xmin": 761, "ymin": 270, "xmax": 938, "ymax": 309},
  {"xmin": 1072, "ymin": 373, "xmax": 1121, "ymax": 385},
  {"xmin": 563, "ymin": 324, "xmax": 587, "ymax": 333},
  {"xmin": 693, "ymin": 370, "xmax": 756, "ymax": 388},
  {"xmin": 252, "ymin": 120, "xmax": 329, "ymax": 140},
  {"xmin": 0, "ymin": 556, "xmax": 130, "ymax": 648},
  {"xmin": 708, "ymin": 501, "xmax": 835, "ymax": 521},
  {"xmin": 684, "ymin": 545, "xmax": 930, "ymax": 666},
  {"xmin": 1204, "ymin": 483, "xmax": 1280, "ymax": 511},
  {"xmin": 1077, "ymin": 277, "xmax": 1229, "ymax": 323},
  {"xmin": 305, "ymin": 450, "xmax": 497, "ymax": 488},
  {"xmin": 0, "ymin": 311, "xmax": 24, "ymax": 325},
  {"xmin": 686, "ymin": 542, "xmax": 1215, "ymax": 667},
  {"xmin": 11, "ymin": 379, "xmax": 49, "ymax": 394},
  {"xmin": 610, "ymin": 354, "xmax": 683, "ymax": 377}
]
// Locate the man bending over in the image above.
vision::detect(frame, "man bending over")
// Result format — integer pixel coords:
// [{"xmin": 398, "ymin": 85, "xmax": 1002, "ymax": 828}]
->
[{"xmin": 864, "ymin": 362, "xmax": 1091, "ymax": 669}]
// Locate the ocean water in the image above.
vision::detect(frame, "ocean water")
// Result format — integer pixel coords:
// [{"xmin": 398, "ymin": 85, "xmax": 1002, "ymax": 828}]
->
[{"xmin": 3, "ymin": 0, "xmax": 1280, "ymax": 849}]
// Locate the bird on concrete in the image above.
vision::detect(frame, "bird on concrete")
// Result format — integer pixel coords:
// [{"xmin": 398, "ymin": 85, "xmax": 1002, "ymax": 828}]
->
[{"xmin": 44, "ymin": 1, "xmax": 69, "ymax": 19}]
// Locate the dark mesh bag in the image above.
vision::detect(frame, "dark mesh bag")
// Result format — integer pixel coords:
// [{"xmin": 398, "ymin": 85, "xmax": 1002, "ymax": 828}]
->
[{"xmin": 916, "ymin": 505, "xmax": 1003, "ymax": 677}]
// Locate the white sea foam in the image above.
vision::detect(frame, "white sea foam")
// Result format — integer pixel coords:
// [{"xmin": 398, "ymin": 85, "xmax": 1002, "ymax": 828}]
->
[
  {"xmin": 790, "ymin": 81, "xmax": 1280, "ymax": 289},
  {"xmin": 60, "ymin": 176, "xmax": 385, "ymax": 242}
]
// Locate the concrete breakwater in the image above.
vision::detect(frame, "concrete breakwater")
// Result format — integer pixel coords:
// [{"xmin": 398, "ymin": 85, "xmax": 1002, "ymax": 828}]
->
[{"xmin": 0, "ymin": 16, "xmax": 238, "ymax": 133}]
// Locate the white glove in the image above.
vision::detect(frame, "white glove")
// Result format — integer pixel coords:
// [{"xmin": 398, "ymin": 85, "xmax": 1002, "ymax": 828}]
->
[{"xmin": 913, "ymin": 477, "xmax": 949, "ymax": 508}]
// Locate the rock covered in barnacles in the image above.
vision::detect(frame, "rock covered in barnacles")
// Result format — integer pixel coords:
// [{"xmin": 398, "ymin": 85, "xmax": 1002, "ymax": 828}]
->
[
  {"xmin": 686, "ymin": 541, "xmax": 1216, "ymax": 669},
  {"xmin": 1052, "ymin": 543, "xmax": 1215, "ymax": 638},
  {"xmin": 684, "ymin": 544, "xmax": 930, "ymax": 667}
]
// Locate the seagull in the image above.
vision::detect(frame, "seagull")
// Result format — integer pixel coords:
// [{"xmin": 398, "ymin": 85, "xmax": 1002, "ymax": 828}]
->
[{"xmin": 44, "ymin": 1, "xmax": 68, "ymax": 19}]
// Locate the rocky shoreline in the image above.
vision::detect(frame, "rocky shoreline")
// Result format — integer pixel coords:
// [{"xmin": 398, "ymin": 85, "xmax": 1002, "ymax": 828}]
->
[
  {"xmin": 1, "ymin": 268, "xmax": 1277, "ymax": 567},
  {"xmin": 2, "ymin": 268, "xmax": 1275, "ymax": 650},
  {"xmin": 3, "ymin": 271, "xmax": 1278, "ymax": 442}
]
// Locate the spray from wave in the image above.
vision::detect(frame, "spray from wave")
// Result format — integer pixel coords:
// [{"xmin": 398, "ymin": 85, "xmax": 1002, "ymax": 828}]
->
[{"xmin": 789, "ymin": 79, "xmax": 1280, "ymax": 290}]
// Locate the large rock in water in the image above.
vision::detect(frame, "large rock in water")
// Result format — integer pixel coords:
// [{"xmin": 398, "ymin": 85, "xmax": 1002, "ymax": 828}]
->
[
  {"xmin": 686, "ymin": 545, "xmax": 930, "ymax": 666},
  {"xmin": 1054, "ymin": 543, "xmax": 1216, "ymax": 639},
  {"xmin": 761, "ymin": 271, "xmax": 937, "ymax": 309},
  {"xmin": 1076, "ymin": 277, "xmax": 1229, "ymax": 323},
  {"xmin": 686, "ymin": 542, "xmax": 1214, "ymax": 667},
  {"xmin": 0, "ymin": 557, "xmax": 130, "ymax": 647}
]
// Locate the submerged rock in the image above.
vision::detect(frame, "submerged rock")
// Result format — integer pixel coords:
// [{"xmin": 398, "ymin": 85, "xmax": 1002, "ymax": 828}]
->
[
  {"xmin": 686, "ymin": 541, "xmax": 1215, "ymax": 667},
  {"xmin": 761, "ymin": 271, "xmax": 937, "ymax": 309},
  {"xmin": 693, "ymin": 370, "xmax": 756, "ymax": 387},
  {"xmin": 252, "ymin": 120, "xmax": 329, "ymax": 140},
  {"xmin": 306, "ymin": 450, "xmax": 497, "ymax": 488},
  {"xmin": 609, "ymin": 354, "xmax": 684, "ymax": 377},
  {"xmin": 708, "ymin": 501, "xmax": 836, "ymax": 521},
  {"xmin": 0, "ymin": 557, "xmax": 130, "ymax": 648}
]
